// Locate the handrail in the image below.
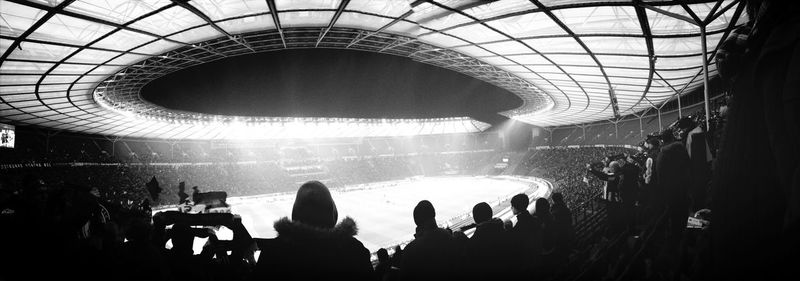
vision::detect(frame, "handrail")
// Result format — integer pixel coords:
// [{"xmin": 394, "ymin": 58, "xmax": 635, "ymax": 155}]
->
[
  {"xmin": 572, "ymin": 192, "xmax": 605, "ymax": 226},
  {"xmin": 613, "ymin": 210, "xmax": 669, "ymax": 281},
  {"xmin": 568, "ymin": 231, "xmax": 628, "ymax": 281}
]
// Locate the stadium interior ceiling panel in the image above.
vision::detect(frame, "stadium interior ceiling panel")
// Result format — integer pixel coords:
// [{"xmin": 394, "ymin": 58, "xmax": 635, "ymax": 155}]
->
[{"xmin": 0, "ymin": 0, "xmax": 746, "ymax": 139}]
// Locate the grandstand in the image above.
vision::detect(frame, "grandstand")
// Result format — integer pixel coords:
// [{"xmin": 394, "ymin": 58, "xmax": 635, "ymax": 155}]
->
[{"xmin": 1, "ymin": 1, "xmax": 798, "ymax": 281}]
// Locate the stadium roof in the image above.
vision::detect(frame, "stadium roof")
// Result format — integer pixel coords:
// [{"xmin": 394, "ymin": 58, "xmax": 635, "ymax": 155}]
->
[{"xmin": 0, "ymin": 0, "xmax": 746, "ymax": 140}]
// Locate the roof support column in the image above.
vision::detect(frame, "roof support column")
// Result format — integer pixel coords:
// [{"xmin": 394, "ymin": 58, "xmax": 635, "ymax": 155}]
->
[
  {"xmin": 636, "ymin": 114, "xmax": 644, "ymax": 139},
  {"xmin": 266, "ymin": 0, "xmax": 286, "ymax": 48},
  {"xmin": 545, "ymin": 128, "xmax": 553, "ymax": 146},
  {"xmin": 316, "ymin": 0, "xmax": 350, "ymax": 47},
  {"xmin": 579, "ymin": 125, "xmax": 586, "ymax": 144},
  {"xmin": 678, "ymin": 88, "xmax": 683, "ymax": 118},
  {"xmin": 700, "ymin": 24, "xmax": 711, "ymax": 130}
]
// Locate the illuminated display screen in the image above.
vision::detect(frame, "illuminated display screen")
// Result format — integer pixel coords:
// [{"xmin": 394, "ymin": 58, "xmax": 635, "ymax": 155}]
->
[{"xmin": 0, "ymin": 123, "xmax": 14, "ymax": 149}]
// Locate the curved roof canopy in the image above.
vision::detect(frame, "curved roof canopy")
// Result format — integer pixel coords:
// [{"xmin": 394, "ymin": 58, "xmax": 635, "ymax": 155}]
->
[{"xmin": 0, "ymin": 0, "xmax": 746, "ymax": 140}]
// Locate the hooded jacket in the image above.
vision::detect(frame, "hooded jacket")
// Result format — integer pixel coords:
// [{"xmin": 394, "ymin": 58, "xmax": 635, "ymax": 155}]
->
[
  {"xmin": 250, "ymin": 216, "xmax": 373, "ymax": 281},
  {"xmin": 250, "ymin": 181, "xmax": 373, "ymax": 281}
]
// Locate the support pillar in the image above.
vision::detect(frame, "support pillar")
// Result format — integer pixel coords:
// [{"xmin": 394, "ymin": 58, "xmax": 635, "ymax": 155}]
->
[
  {"xmin": 638, "ymin": 115, "xmax": 644, "ymax": 138},
  {"xmin": 700, "ymin": 25, "xmax": 711, "ymax": 129}
]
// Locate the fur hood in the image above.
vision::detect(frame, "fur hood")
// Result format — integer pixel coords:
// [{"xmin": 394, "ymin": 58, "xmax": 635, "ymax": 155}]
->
[{"xmin": 273, "ymin": 216, "xmax": 359, "ymax": 240}]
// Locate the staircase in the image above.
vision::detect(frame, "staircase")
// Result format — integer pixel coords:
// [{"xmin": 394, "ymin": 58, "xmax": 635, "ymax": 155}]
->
[
  {"xmin": 546, "ymin": 197, "xmax": 627, "ymax": 281},
  {"xmin": 573, "ymin": 199, "xmax": 609, "ymax": 250}
]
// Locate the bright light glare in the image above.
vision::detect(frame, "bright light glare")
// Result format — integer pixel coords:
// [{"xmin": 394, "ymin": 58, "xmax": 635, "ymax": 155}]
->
[
  {"xmin": 94, "ymin": 87, "xmax": 491, "ymax": 140},
  {"xmin": 94, "ymin": 92, "xmax": 491, "ymax": 140},
  {"xmin": 218, "ymin": 118, "xmax": 489, "ymax": 140}
]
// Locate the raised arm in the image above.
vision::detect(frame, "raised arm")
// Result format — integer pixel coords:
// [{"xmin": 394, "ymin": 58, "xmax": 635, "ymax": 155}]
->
[{"xmin": 586, "ymin": 164, "xmax": 614, "ymax": 181}]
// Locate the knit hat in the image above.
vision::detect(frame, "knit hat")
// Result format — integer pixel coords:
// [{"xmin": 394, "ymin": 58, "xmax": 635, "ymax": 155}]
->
[
  {"xmin": 472, "ymin": 202, "xmax": 492, "ymax": 224},
  {"xmin": 291, "ymin": 181, "xmax": 338, "ymax": 229},
  {"xmin": 413, "ymin": 200, "xmax": 436, "ymax": 227}
]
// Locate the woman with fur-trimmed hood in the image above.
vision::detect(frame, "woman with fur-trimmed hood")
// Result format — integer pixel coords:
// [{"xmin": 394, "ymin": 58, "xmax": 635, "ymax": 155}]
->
[{"xmin": 250, "ymin": 181, "xmax": 373, "ymax": 281}]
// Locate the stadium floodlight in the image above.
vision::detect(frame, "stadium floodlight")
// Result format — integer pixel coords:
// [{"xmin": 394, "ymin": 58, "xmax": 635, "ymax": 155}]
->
[{"xmin": 93, "ymin": 85, "xmax": 489, "ymax": 139}]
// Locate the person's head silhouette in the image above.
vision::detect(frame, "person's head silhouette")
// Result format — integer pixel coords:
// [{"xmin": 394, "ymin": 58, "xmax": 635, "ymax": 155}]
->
[
  {"xmin": 472, "ymin": 202, "xmax": 493, "ymax": 224},
  {"xmin": 510, "ymin": 194, "xmax": 529, "ymax": 215},
  {"xmin": 535, "ymin": 197, "xmax": 550, "ymax": 216},
  {"xmin": 413, "ymin": 200, "xmax": 436, "ymax": 229},
  {"xmin": 291, "ymin": 181, "xmax": 338, "ymax": 228}
]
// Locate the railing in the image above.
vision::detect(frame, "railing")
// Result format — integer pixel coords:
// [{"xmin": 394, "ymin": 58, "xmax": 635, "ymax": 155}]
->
[
  {"xmin": 612, "ymin": 210, "xmax": 669, "ymax": 281},
  {"xmin": 571, "ymin": 192, "xmax": 605, "ymax": 226}
]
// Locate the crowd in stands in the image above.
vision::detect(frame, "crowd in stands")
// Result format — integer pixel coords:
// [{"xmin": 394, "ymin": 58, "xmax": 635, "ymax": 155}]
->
[
  {"xmin": 520, "ymin": 147, "xmax": 635, "ymax": 209},
  {"xmin": 0, "ymin": 133, "xmax": 501, "ymax": 165},
  {"xmin": 510, "ymin": 87, "xmax": 729, "ymax": 280},
  {"xmin": 0, "ymin": 151, "xmax": 497, "ymax": 210}
]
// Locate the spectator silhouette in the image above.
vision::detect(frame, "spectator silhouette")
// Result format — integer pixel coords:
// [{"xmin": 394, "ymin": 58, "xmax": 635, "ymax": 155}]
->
[
  {"xmin": 550, "ymin": 193, "xmax": 574, "ymax": 256},
  {"xmin": 588, "ymin": 161, "xmax": 622, "ymax": 201},
  {"xmin": 587, "ymin": 161, "xmax": 629, "ymax": 232},
  {"xmin": 655, "ymin": 129, "xmax": 692, "ymax": 236},
  {"xmin": 120, "ymin": 217, "xmax": 172, "ymax": 281},
  {"xmin": 462, "ymin": 202, "xmax": 512, "ymax": 279},
  {"xmin": 643, "ymin": 138, "xmax": 660, "ymax": 186},
  {"xmin": 384, "ymin": 245, "xmax": 403, "ymax": 281},
  {"xmin": 399, "ymin": 200, "xmax": 463, "ymax": 281},
  {"xmin": 177, "ymin": 182, "xmax": 189, "ymax": 204},
  {"xmin": 533, "ymin": 197, "xmax": 555, "ymax": 254},
  {"xmin": 642, "ymin": 138, "xmax": 660, "ymax": 218},
  {"xmin": 710, "ymin": 2, "xmax": 800, "ymax": 279},
  {"xmin": 619, "ymin": 156, "xmax": 641, "ymax": 231},
  {"xmin": 374, "ymin": 248, "xmax": 390, "ymax": 281},
  {"xmin": 192, "ymin": 186, "xmax": 200, "ymax": 204},
  {"xmin": 653, "ymin": 128, "xmax": 692, "ymax": 278},
  {"xmin": 251, "ymin": 181, "xmax": 373, "ymax": 281},
  {"xmin": 533, "ymin": 197, "xmax": 557, "ymax": 277},
  {"xmin": 507, "ymin": 193, "xmax": 542, "ymax": 277}
]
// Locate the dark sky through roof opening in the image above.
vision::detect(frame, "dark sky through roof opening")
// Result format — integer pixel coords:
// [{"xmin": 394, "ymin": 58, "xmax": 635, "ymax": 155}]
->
[{"xmin": 141, "ymin": 49, "xmax": 522, "ymax": 119}]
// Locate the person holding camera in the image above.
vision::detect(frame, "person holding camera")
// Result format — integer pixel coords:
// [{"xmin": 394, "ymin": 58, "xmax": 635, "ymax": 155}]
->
[
  {"xmin": 152, "ymin": 211, "xmax": 256, "ymax": 281},
  {"xmin": 250, "ymin": 181, "xmax": 373, "ymax": 281},
  {"xmin": 586, "ymin": 161, "xmax": 622, "ymax": 202}
]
